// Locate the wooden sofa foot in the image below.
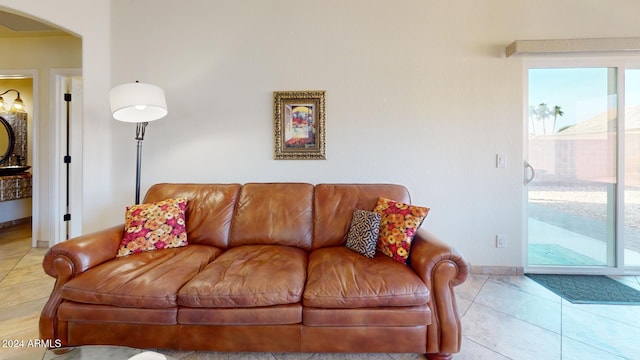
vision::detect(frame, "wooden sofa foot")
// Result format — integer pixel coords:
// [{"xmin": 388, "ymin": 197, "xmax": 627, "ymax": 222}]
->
[{"xmin": 426, "ymin": 353, "xmax": 452, "ymax": 360}]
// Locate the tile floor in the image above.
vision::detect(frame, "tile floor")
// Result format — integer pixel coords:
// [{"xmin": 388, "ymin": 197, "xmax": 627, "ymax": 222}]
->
[{"xmin": 1, "ymin": 222, "xmax": 640, "ymax": 360}]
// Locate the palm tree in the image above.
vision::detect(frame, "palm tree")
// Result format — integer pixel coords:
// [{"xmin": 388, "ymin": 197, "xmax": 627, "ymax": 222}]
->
[
  {"xmin": 534, "ymin": 103, "xmax": 551, "ymax": 135},
  {"xmin": 552, "ymin": 105, "xmax": 564, "ymax": 133}
]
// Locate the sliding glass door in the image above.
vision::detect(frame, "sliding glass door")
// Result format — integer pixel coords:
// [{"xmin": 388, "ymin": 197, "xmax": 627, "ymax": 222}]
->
[
  {"xmin": 624, "ymin": 70, "xmax": 640, "ymax": 268},
  {"xmin": 526, "ymin": 62, "xmax": 640, "ymax": 272},
  {"xmin": 526, "ymin": 67, "xmax": 618, "ymax": 270}
]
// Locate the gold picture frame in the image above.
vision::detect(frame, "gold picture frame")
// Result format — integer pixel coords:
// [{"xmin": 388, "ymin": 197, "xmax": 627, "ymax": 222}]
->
[{"xmin": 273, "ymin": 90, "xmax": 326, "ymax": 160}]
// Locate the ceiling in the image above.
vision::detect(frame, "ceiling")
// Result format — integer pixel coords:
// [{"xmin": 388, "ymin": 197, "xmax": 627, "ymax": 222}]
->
[{"xmin": 0, "ymin": 10, "xmax": 68, "ymax": 37}]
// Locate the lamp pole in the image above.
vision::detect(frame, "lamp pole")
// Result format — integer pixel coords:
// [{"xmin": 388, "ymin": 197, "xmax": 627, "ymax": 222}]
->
[{"xmin": 135, "ymin": 121, "xmax": 148, "ymax": 204}]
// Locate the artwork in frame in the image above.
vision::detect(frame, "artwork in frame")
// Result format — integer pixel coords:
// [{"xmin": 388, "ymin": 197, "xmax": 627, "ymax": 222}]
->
[{"xmin": 273, "ymin": 90, "xmax": 326, "ymax": 160}]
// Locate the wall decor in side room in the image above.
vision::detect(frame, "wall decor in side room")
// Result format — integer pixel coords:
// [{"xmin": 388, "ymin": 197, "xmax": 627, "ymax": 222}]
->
[{"xmin": 273, "ymin": 90, "xmax": 326, "ymax": 160}]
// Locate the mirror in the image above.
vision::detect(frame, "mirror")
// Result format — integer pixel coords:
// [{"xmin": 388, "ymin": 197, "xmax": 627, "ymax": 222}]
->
[{"xmin": 0, "ymin": 116, "xmax": 15, "ymax": 164}]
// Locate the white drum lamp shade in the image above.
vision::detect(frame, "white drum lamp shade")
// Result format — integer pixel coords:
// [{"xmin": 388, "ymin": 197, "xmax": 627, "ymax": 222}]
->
[
  {"xmin": 109, "ymin": 82, "xmax": 167, "ymax": 122},
  {"xmin": 109, "ymin": 81, "xmax": 168, "ymax": 204}
]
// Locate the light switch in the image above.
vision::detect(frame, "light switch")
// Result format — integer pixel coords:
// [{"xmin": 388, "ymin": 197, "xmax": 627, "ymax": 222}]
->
[{"xmin": 496, "ymin": 154, "xmax": 506, "ymax": 168}]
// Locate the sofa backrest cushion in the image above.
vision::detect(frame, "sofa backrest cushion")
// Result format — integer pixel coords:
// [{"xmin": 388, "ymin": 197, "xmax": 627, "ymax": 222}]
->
[
  {"xmin": 229, "ymin": 183, "xmax": 314, "ymax": 251},
  {"xmin": 143, "ymin": 183, "xmax": 241, "ymax": 249},
  {"xmin": 312, "ymin": 184, "xmax": 411, "ymax": 250}
]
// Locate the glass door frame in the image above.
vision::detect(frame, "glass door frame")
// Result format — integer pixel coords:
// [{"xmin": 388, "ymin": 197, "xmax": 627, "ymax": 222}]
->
[{"xmin": 523, "ymin": 55, "xmax": 640, "ymax": 275}]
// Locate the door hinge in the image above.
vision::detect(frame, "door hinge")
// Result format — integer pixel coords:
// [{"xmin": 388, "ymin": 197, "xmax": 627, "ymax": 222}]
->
[
  {"xmin": 64, "ymin": 93, "xmax": 72, "ymax": 102},
  {"xmin": 63, "ymin": 214, "xmax": 71, "ymax": 221}
]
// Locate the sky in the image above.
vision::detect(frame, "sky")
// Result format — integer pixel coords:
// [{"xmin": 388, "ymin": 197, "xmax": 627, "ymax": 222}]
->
[{"xmin": 528, "ymin": 67, "xmax": 640, "ymax": 134}]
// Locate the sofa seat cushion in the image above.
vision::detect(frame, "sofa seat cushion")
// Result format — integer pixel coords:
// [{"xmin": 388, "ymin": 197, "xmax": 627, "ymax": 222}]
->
[
  {"xmin": 178, "ymin": 304, "xmax": 301, "ymax": 325},
  {"xmin": 61, "ymin": 245, "xmax": 221, "ymax": 308},
  {"xmin": 178, "ymin": 245, "xmax": 307, "ymax": 307},
  {"xmin": 304, "ymin": 247, "xmax": 429, "ymax": 308},
  {"xmin": 303, "ymin": 305, "xmax": 431, "ymax": 326}
]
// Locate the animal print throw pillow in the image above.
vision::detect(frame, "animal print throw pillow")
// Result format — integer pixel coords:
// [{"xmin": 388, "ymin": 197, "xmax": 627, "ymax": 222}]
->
[{"xmin": 345, "ymin": 209, "xmax": 382, "ymax": 258}]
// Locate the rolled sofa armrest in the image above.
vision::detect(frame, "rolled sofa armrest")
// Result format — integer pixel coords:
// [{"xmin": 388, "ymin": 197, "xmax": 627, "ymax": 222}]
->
[
  {"xmin": 410, "ymin": 228, "xmax": 469, "ymax": 356},
  {"xmin": 40, "ymin": 225, "xmax": 124, "ymax": 344},
  {"xmin": 43, "ymin": 224, "xmax": 124, "ymax": 278}
]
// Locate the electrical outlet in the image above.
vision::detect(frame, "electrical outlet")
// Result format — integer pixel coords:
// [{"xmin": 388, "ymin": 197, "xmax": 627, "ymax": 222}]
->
[{"xmin": 496, "ymin": 234, "xmax": 506, "ymax": 248}]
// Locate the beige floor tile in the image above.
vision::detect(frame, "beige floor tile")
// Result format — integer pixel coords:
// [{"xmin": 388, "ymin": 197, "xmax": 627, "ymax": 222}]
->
[
  {"xmin": 0, "ymin": 347, "xmax": 46, "ymax": 360},
  {"xmin": 462, "ymin": 302, "xmax": 561, "ymax": 360},
  {"xmin": 456, "ymin": 337, "xmax": 510, "ymax": 360},
  {"xmin": 14, "ymin": 248, "xmax": 49, "ymax": 270},
  {"xmin": 563, "ymin": 301, "xmax": 640, "ymax": 329},
  {"xmin": 0, "ymin": 263, "xmax": 49, "ymax": 288},
  {"xmin": 0, "ymin": 311, "xmax": 40, "ymax": 339},
  {"xmin": 561, "ymin": 304, "xmax": 640, "ymax": 359},
  {"xmin": 0, "ymin": 234, "xmax": 30, "ymax": 245},
  {"xmin": 42, "ymin": 346, "xmax": 145, "ymax": 359},
  {"xmin": 455, "ymin": 294, "xmax": 473, "ymax": 317},
  {"xmin": 0, "ymin": 256, "xmax": 23, "ymax": 274},
  {"xmin": 454, "ymin": 274, "xmax": 488, "ymax": 301},
  {"xmin": 474, "ymin": 278, "xmax": 561, "ymax": 333},
  {"xmin": 489, "ymin": 275, "xmax": 561, "ymax": 302},
  {"xmin": 0, "ymin": 297, "xmax": 47, "ymax": 321},
  {"xmin": 0, "ymin": 242, "xmax": 30, "ymax": 260},
  {"xmin": 0, "ymin": 277, "xmax": 54, "ymax": 307},
  {"xmin": 387, "ymin": 354, "xmax": 426, "ymax": 360},
  {"xmin": 0, "ymin": 298, "xmax": 47, "ymax": 337},
  {"xmin": 0, "ymin": 327, "xmax": 47, "ymax": 360},
  {"xmin": 561, "ymin": 337, "xmax": 629, "ymax": 360}
]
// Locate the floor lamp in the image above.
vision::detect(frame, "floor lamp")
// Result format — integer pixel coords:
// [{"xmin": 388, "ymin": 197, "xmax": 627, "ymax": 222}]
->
[{"xmin": 109, "ymin": 81, "xmax": 168, "ymax": 204}]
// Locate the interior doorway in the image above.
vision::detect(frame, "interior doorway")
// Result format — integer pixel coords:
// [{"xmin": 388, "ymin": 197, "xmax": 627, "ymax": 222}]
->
[
  {"xmin": 53, "ymin": 71, "xmax": 83, "ymax": 244},
  {"xmin": 0, "ymin": 75, "xmax": 35, "ymax": 236},
  {"xmin": 0, "ymin": 9, "xmax": 82, "ymax": 248}
]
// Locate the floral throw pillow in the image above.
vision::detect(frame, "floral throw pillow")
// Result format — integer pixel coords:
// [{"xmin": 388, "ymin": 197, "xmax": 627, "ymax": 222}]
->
[
  {"xmin": 373, "ymin": 197, "xmax": 429, "ymax": 264},
  {"xmin": 117, "ymin": 197, "xmax": 188, "ymax": 257},
  {"xmin": 345, "ymin": 209, "xmax": 382, "ymax": 258}
]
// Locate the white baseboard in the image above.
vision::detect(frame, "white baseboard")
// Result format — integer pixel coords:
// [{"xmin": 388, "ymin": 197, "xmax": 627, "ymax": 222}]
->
[{"xmin": 471, "ymin": 265, "xmax": 524, "ymax": 275}]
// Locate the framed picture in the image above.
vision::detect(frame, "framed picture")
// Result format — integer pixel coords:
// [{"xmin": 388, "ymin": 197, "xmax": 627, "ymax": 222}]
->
[{"xmin": 273, "ymin": 90, "xmax": 326, "ymax": 160}]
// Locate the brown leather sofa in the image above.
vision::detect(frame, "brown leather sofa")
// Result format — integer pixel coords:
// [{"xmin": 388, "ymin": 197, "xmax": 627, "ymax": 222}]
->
[{"xmin": 40, "ymin": 183, "xmax": 469, "ymax": 359}]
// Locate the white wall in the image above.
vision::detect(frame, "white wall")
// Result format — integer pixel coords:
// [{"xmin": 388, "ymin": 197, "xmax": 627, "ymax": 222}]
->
[
  {"xmin": 108, "ymin": 0, "xmax": 640, "ymax": 268},
  {"xmin": 5, "ymin": 0, "xmax": 640, "ymax": 268}
]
